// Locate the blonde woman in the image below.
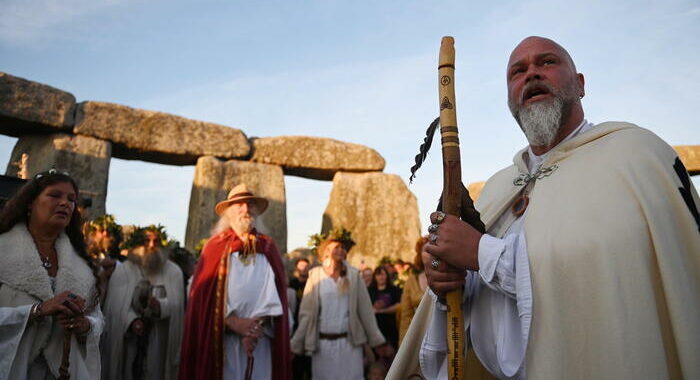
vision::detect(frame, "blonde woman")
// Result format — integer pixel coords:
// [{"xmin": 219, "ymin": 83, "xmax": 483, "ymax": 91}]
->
[{"xmin": 291, "ymin": 231, "xmax": 388, "ymax": 380}]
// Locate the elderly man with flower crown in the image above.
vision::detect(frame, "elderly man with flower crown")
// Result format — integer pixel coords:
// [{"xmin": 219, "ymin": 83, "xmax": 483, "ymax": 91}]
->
[
  {"xmin": 179, "ymin": 184, "xmax": 291, "ymax": 380},
  {"xmin": 101, "ymin": 225, "xmax": 185, "ymax": 380}
]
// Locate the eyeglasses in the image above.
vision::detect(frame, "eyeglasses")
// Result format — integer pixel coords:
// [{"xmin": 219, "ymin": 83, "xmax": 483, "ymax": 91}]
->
[{"xmin": 34, "ymin": 168, "xmax": 71, "ymax": 179}]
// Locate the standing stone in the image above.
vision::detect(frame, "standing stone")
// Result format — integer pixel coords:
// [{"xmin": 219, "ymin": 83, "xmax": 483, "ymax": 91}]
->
[
  {"xmin": 0, "ymin": 72, "xmax": 76, "ymax": 137},
  {"xmin": 250, "ymin": 136, "xmax": 385, "ymax": 180},
  {"xmin": 5, "ymin": 133, "xmax": 111, "ymax": 219},
  {"xmin": 467, "ymin": 181, "xmax": 486, "ymax": 201},
  {"xmin": 322, "ymin": 172, "xmax": 421, "ymax": 268},
  {"xmin": 74, "ymin": 101, "xmax": 250, "ymax": 165},
  {"xmin": 674, "ymin": 145, "xmax": 700, "ymax": 175},
  {"xmin": 185, "ymin": 156, "xmax": 287, "ymax": 252}
]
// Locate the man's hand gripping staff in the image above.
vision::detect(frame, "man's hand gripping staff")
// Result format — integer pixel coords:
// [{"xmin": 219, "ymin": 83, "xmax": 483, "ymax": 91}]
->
[{"xmin": 409, "ymin": 36, "xmax": 485, "ymax": 380}]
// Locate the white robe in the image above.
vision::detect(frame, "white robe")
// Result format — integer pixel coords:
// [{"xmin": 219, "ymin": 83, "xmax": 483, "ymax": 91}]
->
[
  {"xmin": 224, "ymin": 252, "xmax": 283, "ymax": 380},
  {"xmin": 390, "ymin": 122, "xmax": 700, "ymax": 380},
  {"xmin": 0, "ymin": 224, "xmax": 104, "ymax": 380},
  {"xmin": 101, "ymin": 259, "xmax": 184, "ymax": 380},
  {"xmin": 420, "ymin": 120, "xmax": 594, "ymax": 379},
  {"xmin": 312, "ymin": 270, "xmax": 363, "ymax": 380}
]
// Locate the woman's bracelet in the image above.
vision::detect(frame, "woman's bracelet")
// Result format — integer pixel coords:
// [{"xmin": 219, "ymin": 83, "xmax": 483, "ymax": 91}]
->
[{"xmin": 29, "ymin": 302, "xmax": 44, "ymax": 322}]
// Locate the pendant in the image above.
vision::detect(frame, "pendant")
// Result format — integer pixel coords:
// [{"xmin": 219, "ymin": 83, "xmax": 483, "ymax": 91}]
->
[
  {"xmin": 511, "ymin": 194, "xmax": 530, "ymax": 217},
  {"xmin": 238, "ymin": 252, "xmax": 254, "ymax": 266},
  {"xmin": 41, "ymin": 259, "xmax": 52, "ymax": 269}
]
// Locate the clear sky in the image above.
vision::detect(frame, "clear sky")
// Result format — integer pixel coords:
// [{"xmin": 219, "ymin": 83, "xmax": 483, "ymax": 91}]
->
[{"xmin": 1, "ymin": 0, "xmax": 699, "ymax": 251}]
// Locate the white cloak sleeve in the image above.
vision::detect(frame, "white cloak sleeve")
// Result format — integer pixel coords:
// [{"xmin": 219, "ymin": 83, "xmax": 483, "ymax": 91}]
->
[
  {"xmin": 79, "ymin": 306, "xmax": 105, "ymax": 378},
  {"xmin": 0, "ymin": 304, "xmax": 32, "ymax": 380}
]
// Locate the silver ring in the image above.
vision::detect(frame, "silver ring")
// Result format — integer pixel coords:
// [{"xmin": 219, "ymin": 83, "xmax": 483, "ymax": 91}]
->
[
  {"xmin": 429, "ymin": 233, "xmax": 438, "ymax": 244},
  {"xmin": 434, "ymin": 211, "xmax": 446, "ymax": 224},
  {"xmin": 431, "ymin": 258, "xmax": 440, "ymax": 270},
  {"xmin": 428, "ymin": 224, "xmax": 439, "ymax": 233}
]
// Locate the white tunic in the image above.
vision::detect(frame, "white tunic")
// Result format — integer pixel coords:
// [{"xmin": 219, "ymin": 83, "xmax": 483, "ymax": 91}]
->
[
  {"xmin": 312, "ymin": 270, "xmax": 363, "ymax": 380},
  {"xmin": 420, "ymin": 120, "xmax": 593, "ymax": 380},
  {"xmin": 224, "ymin": 252, "xmax": 283, "ymax": 380},
  {"xmin": 121, "ymin": 270, "xmax": 173, "ymax": 380}
]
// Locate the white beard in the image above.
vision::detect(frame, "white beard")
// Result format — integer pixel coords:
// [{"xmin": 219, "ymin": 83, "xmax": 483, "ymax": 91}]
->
[
  {"xmin": 230, "ymin": 214, "xmax": 256, "ymax": 235},
  {"xmin": 516, "ymin": 97, "xmax": 563, "ymax": 147},
  {"xmin": 509, "ymin": 76, "xmax": 581, "ymax": 148},
  {"xmin": 128, "ymin": 247, "xmax": 166, "ymax": 275}
]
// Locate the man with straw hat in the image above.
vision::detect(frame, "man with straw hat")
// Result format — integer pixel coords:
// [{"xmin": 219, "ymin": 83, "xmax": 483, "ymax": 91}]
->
[{"xmin": 179, "ymin": 184, "xmax": 291, "ymax": 380}]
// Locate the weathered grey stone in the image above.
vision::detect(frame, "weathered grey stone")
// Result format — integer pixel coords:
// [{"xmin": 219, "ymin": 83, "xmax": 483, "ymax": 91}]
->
[
  {"xmin": 5, "ymin": 133, "xmax": 111, "ymax": 219},
  {"xmin": 0, "ymin": 72, "xmax": 76, "ymax": 136},
  {"xmin": 185, "ymin": 156, "xmax": 287, "ymax": 252},
  {"xmin": 250, "ymin": 136, "xmax": 385, "ymax": 180},
  {"xmin": 322, "ymin": 172, "xmax": 421, "ymax": 268},
  {"xmin": 74, "ymin": 101, "xmax": 250, "ymax": 165},
  {"xmin": 674, "ymin": 145, "xmax": 700, "ymax": 175}
]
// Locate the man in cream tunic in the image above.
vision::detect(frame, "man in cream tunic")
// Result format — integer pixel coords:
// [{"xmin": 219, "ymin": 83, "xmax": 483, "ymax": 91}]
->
[{"xmin": 389, "ymin": 36, "xmax": 700, "ymax": 380}]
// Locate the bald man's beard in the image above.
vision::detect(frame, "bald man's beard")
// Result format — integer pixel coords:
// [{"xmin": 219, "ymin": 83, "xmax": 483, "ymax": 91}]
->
[{"xmin": 509, "ymin": 80, "xmax": 579, "ymax": 147}]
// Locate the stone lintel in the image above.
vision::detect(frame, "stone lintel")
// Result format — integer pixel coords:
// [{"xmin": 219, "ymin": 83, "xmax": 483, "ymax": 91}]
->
[
  {"xmin": 251, "ymin": 136, "xmax": 385, "ymax": 181},
  {"xmin": 75, "ymin": 101, "xmax": 250, "ymax": 166},
  {"xmin": 0, "ymin": 72, "xmax": 76, "ymax": 137}
]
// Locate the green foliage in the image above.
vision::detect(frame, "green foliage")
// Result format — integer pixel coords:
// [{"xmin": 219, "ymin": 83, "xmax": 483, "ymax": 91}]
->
[
  {"xmin": 194, "ymin": 238, "xmax": 208, "ymax": 258},
  {"xmin": 307, "ymin": 226, "xmax": 356, "ymax": 254},
  {"xmin": 144, "ymin": 224, "xmax": 169, "ymax": 246},
  {"xmin": 88, "ymin": 214, "xmax": 123, "ymax": 237},
  {"xmin": 121, "ymin": 224, "xmax": 169, "ymax": 249},
  {"xmin": 377, "ymin": 255, "xmax": 394, "ymax": 265},
  {"xmin": 121, "ymin": 227, "xmax": 146, "ymax": 250}
]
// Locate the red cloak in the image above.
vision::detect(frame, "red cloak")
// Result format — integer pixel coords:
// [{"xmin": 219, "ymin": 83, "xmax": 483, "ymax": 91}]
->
[{"xmin": 178, "ymin": 228, "xmax": 291, "ymax": 380}]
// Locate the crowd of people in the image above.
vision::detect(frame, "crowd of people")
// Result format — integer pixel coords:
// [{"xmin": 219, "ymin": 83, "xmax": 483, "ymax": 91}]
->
[
  {"xmin": 1, "ymin": 36, "xmax": 698, "ymax": 380},
  {"xmin": 0, "ymin": 171, "xmax": 418, "ymax": 380}
]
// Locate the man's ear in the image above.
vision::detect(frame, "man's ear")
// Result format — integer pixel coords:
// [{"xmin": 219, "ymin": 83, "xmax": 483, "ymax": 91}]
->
[{"xmin": 577, "ymin": 73, "xmax": 585, "ymax": 98}]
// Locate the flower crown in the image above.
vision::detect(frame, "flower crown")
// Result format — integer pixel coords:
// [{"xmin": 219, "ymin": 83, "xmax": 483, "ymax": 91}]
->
[
  {"xmin": 88, "ymin": 214, "xmax": 123, "ymax": 236},
  {"xmin": 308, "ymin": 226, "xmax": 356, "ymax": 254},
  {"xmin": 121, "ymin": 224, "xmax": 170, "ymax": 249}
]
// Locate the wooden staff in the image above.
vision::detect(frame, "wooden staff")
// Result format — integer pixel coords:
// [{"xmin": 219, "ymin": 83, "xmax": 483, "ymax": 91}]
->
[
  {"xmin": 57, "ymin": 330, "xmax": 72, "ymax": 380},
  {"xmin": 438, "ymin": 36, "xmax": 465, "ymax": 380}
]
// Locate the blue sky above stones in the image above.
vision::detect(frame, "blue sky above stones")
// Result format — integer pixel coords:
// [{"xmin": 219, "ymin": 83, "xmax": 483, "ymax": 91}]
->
[{"xmin": 1, "ymin": 0, "xmax": 699, "ymax": 250}]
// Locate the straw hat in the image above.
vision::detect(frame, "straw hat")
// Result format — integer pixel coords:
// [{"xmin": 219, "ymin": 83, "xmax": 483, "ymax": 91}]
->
[{"xmin": 214, "ymin": 184, "xmax": 269, "ymax": 216}]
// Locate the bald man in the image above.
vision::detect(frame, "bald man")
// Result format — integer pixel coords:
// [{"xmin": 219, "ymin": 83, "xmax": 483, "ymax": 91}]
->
[{"xmin": 388, "ymin": 37, "xmax": 700, "ymax": 380}]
